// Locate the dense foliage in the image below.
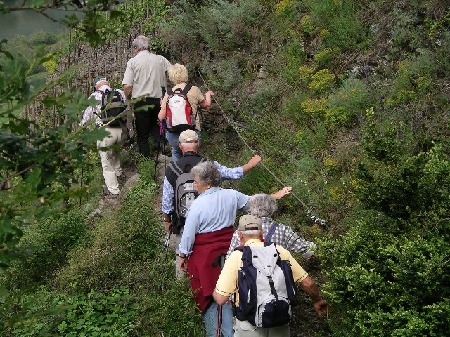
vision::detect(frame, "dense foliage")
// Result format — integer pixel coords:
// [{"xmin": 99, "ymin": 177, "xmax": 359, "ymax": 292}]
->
[{"xmin": 1, "ymin": 0, "xmax": 449, "ymax": 336}]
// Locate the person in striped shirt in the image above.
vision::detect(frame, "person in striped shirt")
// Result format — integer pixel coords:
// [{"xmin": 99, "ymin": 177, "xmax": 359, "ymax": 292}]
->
[{"xmin": 227, "ymin": 191, "xmax": 317, "ymax": 259}]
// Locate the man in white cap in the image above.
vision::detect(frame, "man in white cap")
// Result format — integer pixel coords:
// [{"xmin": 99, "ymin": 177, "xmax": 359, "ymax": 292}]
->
[
  {"xmin": 213, "ymin": 214, "xmax": 328, "ymax": 337},
  {"xmin": 80, "ymin": 78, "xmax": 127, "ymax": 197},
  {"xmin": 161, "ymin": 129, "xmax": 261, "ymax": 278}
]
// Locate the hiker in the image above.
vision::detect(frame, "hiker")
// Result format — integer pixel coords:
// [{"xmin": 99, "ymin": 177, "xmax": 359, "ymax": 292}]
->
[
  {"xmin": 80, "ymin": 78, "xmax": 127, "ymax": 197},
  {"xmin": 226, "ymin": 191, "xmax": 317, "ymax": 259},
  {"xmin": 162, "ymin": 129, "xmax": 261, "ymax": 279},
  {"xmin": 122, "ymin": 35, "xmax": 171, "ymax": 158},
  {"xmin": 213, "ymin": 215, "xmax": 329, "ymax": 336},
  {"xmin": 157, "ymin": 63, "xmax": 214, "ymax": 161},
  {"xmin": 177, "ymin": 161, "xmax": 257, "ymax": 337}
]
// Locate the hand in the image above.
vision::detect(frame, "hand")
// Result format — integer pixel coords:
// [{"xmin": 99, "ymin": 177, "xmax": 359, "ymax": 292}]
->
[
  {"xmin": 206, "ymin": 90, "xmax": 214, "ymax": 97},
  {"xmin": 178, "ymin": 257, "xmax": 188, "ymax": 273},
  {"xmin": 164, "ymin": 220, "xmax": 172, "ymax": 232},
  {"xmin": 271, "ymin": 186, "xmax": 292, "ymax": 200},
  {"xmin": 313, "ymin": 299, "xmax": 329, "ymax": 317},
  {"xmin": 248, "ymin": 154, "xmax": 261, "ymax": 168}
]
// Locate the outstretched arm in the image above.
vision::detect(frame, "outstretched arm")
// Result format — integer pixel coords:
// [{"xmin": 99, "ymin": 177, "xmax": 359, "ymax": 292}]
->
[
  {"xmin": 242, "ymin": 154, "xmax": 261, "ymax": 174},
  {"xmin": 300, "ymin": 276, "xmax": 329, "ymax": 317},
  {"xmin": 199, "ymin": 90, "xmax": 214, "ymax": 111},
  {"xmin": 270, "ymin": 186, "xmax": 292, "ymax": 200}
]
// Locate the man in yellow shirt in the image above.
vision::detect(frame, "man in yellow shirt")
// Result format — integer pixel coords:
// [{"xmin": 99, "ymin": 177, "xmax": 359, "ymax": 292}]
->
[{"xmin": 213, "ymin": 215, "xmax": 328, "ymax": 336}]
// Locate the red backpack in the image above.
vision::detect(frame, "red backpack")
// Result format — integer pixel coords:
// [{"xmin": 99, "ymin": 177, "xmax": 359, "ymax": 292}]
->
[{"xmin": 165, "ymin": 84, "xmax": 195, "ymax": 133}]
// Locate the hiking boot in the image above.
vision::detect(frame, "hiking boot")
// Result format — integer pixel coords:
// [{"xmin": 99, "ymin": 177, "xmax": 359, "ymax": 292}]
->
[
  {"xmin": 103, "ymin": 185, "xmax": 120, "ymax": 197},
  {"xmin": 117, "ymin": 174, "xmax": 126, "ymax": 186}
]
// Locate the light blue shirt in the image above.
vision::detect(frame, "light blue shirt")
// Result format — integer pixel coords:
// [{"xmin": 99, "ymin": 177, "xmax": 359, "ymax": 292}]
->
[
  {"xmin": 179, "ymin": 187, "xmax": 249, "ymax": 255},
  {"xmin": 161, "ymin": 161, "xmax": 244, "ymax": 214}
]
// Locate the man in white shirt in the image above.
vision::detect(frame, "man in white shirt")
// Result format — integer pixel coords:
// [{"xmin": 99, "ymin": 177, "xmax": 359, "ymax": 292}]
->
[{"xmin": 122, "ymin": 35, "xmax": 171, "ymax": 158}]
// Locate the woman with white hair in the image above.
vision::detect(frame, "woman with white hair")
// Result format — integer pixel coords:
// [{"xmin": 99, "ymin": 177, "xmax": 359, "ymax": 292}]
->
[
  {"xmin": 226, "ymin": 188, "xmax": 317, "ymax": 258},
  {"xmin": 158, "ymin": 63, "xmax": 214, "ymax": 161}
]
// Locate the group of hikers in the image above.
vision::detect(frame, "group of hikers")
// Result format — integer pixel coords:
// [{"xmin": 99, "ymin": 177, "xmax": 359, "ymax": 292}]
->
[{"xmin": 81, "ymin": 34, "xmax": 328, "ymax": 336}]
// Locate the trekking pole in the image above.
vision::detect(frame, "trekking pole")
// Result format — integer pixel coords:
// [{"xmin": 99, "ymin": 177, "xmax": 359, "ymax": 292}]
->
[{"xmin": 216, "ymin": 304, "xmax": 222, "ymax": 337}]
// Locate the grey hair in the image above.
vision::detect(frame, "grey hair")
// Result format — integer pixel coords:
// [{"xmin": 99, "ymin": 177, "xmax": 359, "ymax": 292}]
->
[
  {"xmin": 191, "ymin": 161, "xmax": 221, "ymax": 187},
  {"xmin": 239, "ymin": 229, "xmax": 261, "ymax": 237},
  {"xmin": 132, "ymin": 35, "xmax": 149, "ymax": 50},
  {"xmin": 248, "ymin": 193, "xmax": 277, "ymax": 217},
  {"xmin": 168, "ymin": 63, "xmax": 189, "ymax": 85}
]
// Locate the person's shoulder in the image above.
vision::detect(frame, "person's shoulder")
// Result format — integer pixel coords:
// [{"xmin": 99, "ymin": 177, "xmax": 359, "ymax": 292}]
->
[
  {"xmin": 274, "ymin": 244, "xmax": 293, "ymax": 259},
  {"xmin": 228, "ymin": 249, "xmax": 243, "ymax": 260}
]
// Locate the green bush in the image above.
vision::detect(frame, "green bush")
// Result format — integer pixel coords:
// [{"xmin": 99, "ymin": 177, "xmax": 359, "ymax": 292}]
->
[
  {"xmin": 55, "ymin": 179, "xmax": 161, "ymax": 292},
  {"xmin": 1, "ymin": 210, "xmax": 89, "ymax": 289},
  {"xmin": 320, "ymin": 210, "xmax": 450, "ymax": 337},
  {"xmin": 301, "ymin": 0, "xmax": 370, "ymax": 51},
  {"xmin": 1, "ymin": 286, "xmax": 137, "ymax": 337},
  {"xmin": 326, "ymin": 78, "xmax": 372, "ymax": 128}
]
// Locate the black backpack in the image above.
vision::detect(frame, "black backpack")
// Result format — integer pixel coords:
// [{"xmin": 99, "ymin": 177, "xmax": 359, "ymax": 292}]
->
[
  {"xmin": 98, "ymin": 88, "xmax": 126, "ymax": 127},
  {"xmin": 235, "ymin": 243, "xmax": 298, "ymax": 328},
  {"xmin": 168, "ymin": 158, "xmax": 205, "ymax": 233}
]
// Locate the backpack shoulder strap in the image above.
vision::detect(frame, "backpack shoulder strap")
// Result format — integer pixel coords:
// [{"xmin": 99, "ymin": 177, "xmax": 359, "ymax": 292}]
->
[
  {"xmin": 168, "ymin": 161, "xmax": 184, "ymax": 178},
  {"xmin": 111, "ymin": 88, "xmax": 124, "ymax": 103},
  {"xmin": 167, "ymin": 87, "xmax": 174, "ymax": 95},
  {"xmin": 264, "ymin": 222, "xmax": 279, "ymax": 244},
  {"xmin": 181, "ymin": 84, "xmax": 192, "ymax": 95}
]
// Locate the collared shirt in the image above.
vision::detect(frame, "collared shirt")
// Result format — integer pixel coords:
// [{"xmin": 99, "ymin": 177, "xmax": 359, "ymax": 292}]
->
[
  {"xmin": 226, "ymin": 217, "xmax": 315, "ymax": 258},
  {"xmin": 80, "ymin": 85, "xmax": 126, "ymax": 127},
  {"xmin": 178, "ymin": 187, "xmax": 249, "ymax": 255},
  {"xmin": 122, "ymin": 50, "xmax": 171, "ymax": 99},
  {"xmin": 161, "ymin": 153, "xmax": 245, "ymax": 214},
  {"xmin": 215, "ymin": 239, "xmax": 308, "ymax": 305}
]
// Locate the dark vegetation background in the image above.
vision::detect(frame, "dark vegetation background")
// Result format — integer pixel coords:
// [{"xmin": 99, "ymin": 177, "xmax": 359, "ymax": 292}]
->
[{"xmin": 1, "ymin": 0, "xmax": 449, "ymax": 336}]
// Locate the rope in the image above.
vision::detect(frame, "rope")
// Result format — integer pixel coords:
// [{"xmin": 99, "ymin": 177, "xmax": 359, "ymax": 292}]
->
[{"xmin": 197, "ymin": 71, "xmax": 328, "ymax": 229}]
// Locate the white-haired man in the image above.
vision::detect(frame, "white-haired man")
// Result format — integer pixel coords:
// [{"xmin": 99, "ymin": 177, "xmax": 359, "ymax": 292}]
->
[
  {"xmin": 162, "ymin": 129, "xmax": 261, "ymax": 278},
  {"xmin": 122, "ymin": 35, "xmax": 171, "ymax": 157}
]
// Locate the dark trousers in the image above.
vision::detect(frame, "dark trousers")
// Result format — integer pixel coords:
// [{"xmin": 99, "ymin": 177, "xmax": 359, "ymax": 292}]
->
[{"xmin": 134, "ymin": 97, "xmax": 161, "ymax": 158}]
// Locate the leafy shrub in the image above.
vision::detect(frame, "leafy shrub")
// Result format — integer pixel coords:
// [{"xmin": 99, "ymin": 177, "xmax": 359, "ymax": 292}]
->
[
  {"xmin": 326, "ymin": 78, "xmax": 372, "ymax": 128},
  {"xmin": 308, "ymin": 68, "xmax": 335, "ymax": 93},
  {"xmin": 301, "ymin": 0, "xmax": 369, "ymax": 51},
  {"xmin": 1, "ymin": 286, "xmax": 137, "ymax": 337},
  {"xmin": 388, "ymin": 50, "xmax": 437, "ymax": 105},
  {"xmin": 55, "ymin": 179, "xmax": 161, "ymax": 292},
  {"xmin": 1, "ymin": 209, "xmax": 89, "ymax": 289},
  {"xmin": 320, "ymin": 210, "xmax": 450, "ymax": 337}
]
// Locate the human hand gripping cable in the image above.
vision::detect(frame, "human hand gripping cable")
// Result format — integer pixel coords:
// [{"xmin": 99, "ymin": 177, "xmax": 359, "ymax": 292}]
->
[{"xmin": 270, "ymin": 186, "xmax": 292, "ymax": 200}]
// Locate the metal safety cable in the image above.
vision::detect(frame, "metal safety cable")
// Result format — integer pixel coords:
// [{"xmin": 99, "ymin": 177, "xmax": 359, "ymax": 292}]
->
[{"xmin": 197, "ymin": 71, "xmax": 328, "ymax": 229}]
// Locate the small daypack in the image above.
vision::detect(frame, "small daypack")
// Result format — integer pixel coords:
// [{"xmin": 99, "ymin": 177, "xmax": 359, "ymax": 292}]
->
[
  {"xmin": 235, "ymin": 243, "xmax": 298, "ymax": 328},
  {"xmin": 165, "ymin": 84, "xmax": 195, "ymax": 133},
  {"xmin": 98, "ymin": 88, "xmax": 126, "ymax": 127},
  {"xmin": 168, "ymin": 158, "xmax": 205, "ymax": 233}
]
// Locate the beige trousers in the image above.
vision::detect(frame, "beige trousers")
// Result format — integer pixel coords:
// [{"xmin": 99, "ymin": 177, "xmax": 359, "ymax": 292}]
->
[{"xmin": 97, "ymin": 127, "xmax": 122, "ymax": 195}]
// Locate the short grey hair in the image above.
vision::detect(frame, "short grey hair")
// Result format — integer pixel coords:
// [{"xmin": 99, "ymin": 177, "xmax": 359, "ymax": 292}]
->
[
  {"xmin": 191, "ymin": 161, "xmax": 221, "ymax": 187},
  {"xmin": 239, "ymin": 229, "xmax": 261, "ymax": 237},
  {"xmin": 168, "ymin": 63, "xmax": 189, "ymax": 85},
  {"xmin": 248, "ymin": 193, "xmax": 277, "ymax": 218},
  {"xmin": 132, "ymin": 35, "xmax": 149, "ymax": 51}
]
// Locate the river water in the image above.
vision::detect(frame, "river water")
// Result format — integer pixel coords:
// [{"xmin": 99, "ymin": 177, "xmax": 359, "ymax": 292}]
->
[{"xmin": 0, "ymin": 0, "xmax": 71, "ymax": 40}]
